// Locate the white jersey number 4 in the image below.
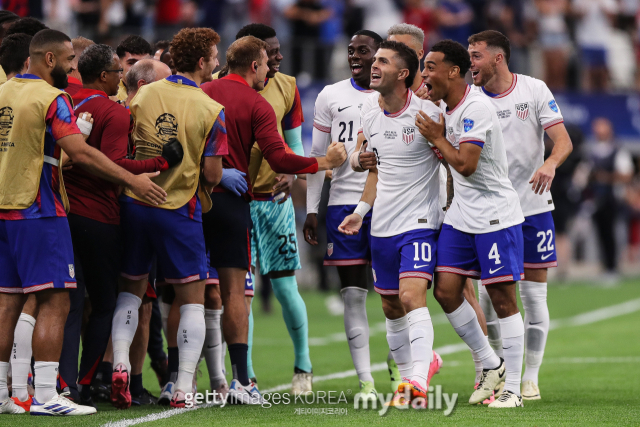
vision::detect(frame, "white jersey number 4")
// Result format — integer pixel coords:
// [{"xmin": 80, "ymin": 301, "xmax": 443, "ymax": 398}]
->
[{"xmin": 489, "ymin": 243, "xmax": 501, "ymax": 265}]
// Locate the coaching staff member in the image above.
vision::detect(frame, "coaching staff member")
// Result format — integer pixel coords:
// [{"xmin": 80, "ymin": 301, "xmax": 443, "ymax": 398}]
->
[{"xmin": 200, "ymin": 36, "xmax": 346, "ymax": 399}]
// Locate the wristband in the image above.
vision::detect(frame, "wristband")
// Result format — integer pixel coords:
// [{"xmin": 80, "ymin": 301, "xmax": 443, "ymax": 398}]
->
[
  {"xmin": 76, "ymin": 116, "xmax": 93, "ymax": 136},
  {"xmin": 354, "ymin": 201, "xmax": 371, "ymax": 218}
]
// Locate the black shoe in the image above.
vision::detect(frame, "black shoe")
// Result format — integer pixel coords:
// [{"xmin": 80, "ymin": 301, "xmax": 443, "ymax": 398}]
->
[
  {"xmin": 150, "ymin": 358, "xmax": 170, "ymax": 388},
  {"xmin": 80, "ymin": 395, "xmax": 98, "ymax": 410},
  {"xmin": 132, "ymin": 388, "xmax": 159, "ymax": 406},
  {"xmin": 90, "ymin": 378, "xmax": 112, "ymax": 402}
]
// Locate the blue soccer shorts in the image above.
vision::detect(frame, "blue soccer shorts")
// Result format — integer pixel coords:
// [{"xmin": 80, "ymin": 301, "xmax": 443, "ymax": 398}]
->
[
  {"xmin": 436, "ymin": 223, "xmax": 524, "ymax": 285},
  {"xmin": 324, "ymin": 205, "xmax": 372, "ymax": 266},
  {"xmin": 250, "ymin": 198, "xmax": 301, "ymax": 275},
  {"xmin": 120, "ymin": 201, "xmax": 208, "ymax": 285},
  {"xmin": 370, "ymin": 229, "xmax": 439, "ymax": 296},
  {"xmin": 0, "ymin": 217, "xmax": 77, "ymax": 293},
  {"xmin": 522, "ymin": 211, "xmax": 557, "ymax": 269}
]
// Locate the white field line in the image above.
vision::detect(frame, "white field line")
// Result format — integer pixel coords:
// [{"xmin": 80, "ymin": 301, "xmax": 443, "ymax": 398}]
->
[{"xmin": 101, "ymin": 297, "xmax": 640, "ymax": 427}]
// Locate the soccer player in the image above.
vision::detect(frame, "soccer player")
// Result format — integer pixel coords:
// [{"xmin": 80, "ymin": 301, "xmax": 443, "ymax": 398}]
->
[
  {"xmin": 417, "ymin": 39, "xmax": 525, "ymax": 408},
  {"xmin": 386, "ymin": 23, "xmax": 426, "ymax": 93},
  {"xmin": 114, "ymin": 35, "xmax": 153, "ymax": 102},
  {"xmin": 467, "ymin": 30, "xmax": 573, "ymax": 400},
  {"xmin": 0, "ymin": 28, "xmax": 166, "ymax": 416},
  {"xmin": 201, "ymin": 35, "xmax": 346, "ymax": 403},
  {"xmin": 339, "ymin": 40, "xmax": 444, "ymax": 405},
  {"xmin": 110, "ymin": 27, "xmax": 226, "ymax": 409},
  {"xmin": 0, "ymin": 33, "xmax": 31, "ymax": 82},
  {"xmin": 305, "ymin": 30, "xmax": 390, "ymax": 395},
  {"xmin": 66, "ymin": 36, "xmax": 95, "ymax": 96},
  {"xmin": 230, "ymin": 23, "xmax": 314, "ymax": 394}
]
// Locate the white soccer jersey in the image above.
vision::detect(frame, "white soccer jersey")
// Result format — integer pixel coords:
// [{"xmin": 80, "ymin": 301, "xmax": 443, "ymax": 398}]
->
[
  {"xmin": 360, "ymin": 90, "xmax": 444, "ymax": 237},
  {"xmin": 443, "ymin": 86, "xmax": 524, "ymax": 234},
  {"xmin": 472, "ymin": 74, "xmax": 564, "ymax": 217},
  {"xmin": 309, "ymin": 79, "xmax": 375, "ymax": 211}
]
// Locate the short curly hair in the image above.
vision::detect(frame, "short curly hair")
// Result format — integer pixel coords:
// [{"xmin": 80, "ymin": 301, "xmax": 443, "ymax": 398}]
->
[
  {"xmin": 430, "ymin": 39, "xmax": 471, "ymax": 76},
  {"xmin": 170, "ymin": 27, "xmax": 220, "ymax": 73},
  {"xmin": 116, "ymin": 35, "xmax": 152, "ymax": 59},
  {"xmin": 79, "ymin": 44, "xmax": 116, "ymax": 83}
]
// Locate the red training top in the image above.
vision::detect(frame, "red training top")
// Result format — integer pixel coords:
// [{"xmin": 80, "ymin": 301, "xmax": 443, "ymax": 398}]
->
[
  {"xmin": 66, "ymin": 76, "xmax": 83, "ymax": 97},
  {"xmin": 201, "ymin": 74, "xmax": 318, "ymax": 199},
  {"xmin": 64, "ymin": 88, "xmax": 168, "ymax": 225}
]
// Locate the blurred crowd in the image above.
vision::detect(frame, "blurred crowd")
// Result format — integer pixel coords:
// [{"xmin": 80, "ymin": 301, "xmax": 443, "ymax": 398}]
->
[{"xmin": 3, "ymin": 0, "xmax": 640, "ymax": 90}]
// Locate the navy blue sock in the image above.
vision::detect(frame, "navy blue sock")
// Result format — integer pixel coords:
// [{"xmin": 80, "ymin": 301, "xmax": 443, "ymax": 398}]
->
[
  {"xmin": 228, "ymin": 343, "xmax": 249, "ymax": 386},
  {"xmin": 131, "ymin": 373, "xmax": 143, "ymax": 397},
  {"xmin": 168, "ymin": 347, "xmax": 179, "ymax": 383}
]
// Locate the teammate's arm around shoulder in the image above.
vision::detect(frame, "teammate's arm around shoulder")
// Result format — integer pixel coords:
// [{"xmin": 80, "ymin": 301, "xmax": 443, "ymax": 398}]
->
[
  {"xmin": 416, "ymin": 111, "xmax": 482, "ymax": 177},
  {"xmin": 338, "ymin": 167, "xmax": 377, "ymax": 236},
  {"xmin": 57, "ymin": 133, "xmax": 167, "ymax": 205}
]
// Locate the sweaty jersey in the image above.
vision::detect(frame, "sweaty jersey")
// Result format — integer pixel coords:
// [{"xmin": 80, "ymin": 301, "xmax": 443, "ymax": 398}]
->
[
  {"xmin": 443, "ymin": 86, "xmax": 524, "ymax": 234},
  {"xmin": 360, "ymin": 90, "xmax": 444, "ymax": 237},
  {"xmin": 311, "ymin": 78, "xmax": 374, "ymax": 208},
  {"xmin": 472, "ymin": 74, "xmax": 564, "ymax": 217}
]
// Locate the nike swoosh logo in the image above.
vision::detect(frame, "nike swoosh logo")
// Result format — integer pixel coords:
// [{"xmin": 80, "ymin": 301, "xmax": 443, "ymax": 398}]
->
[
  {"xmin": 371, "ymin": 133, "xmax": 379, "ymax": 137},
  {"xmin": 285, "ymin": 255, "xmax": 296, "ymax": 261},
  {"xmin": 489, "ymin": 266, "xmax": 505, "ymax": 274},
  {"xmin": 338, "ymin": 106, "xmax": 352, "ymax": 112},
  {"xmin": 541, "ymin": 253, "xmax": 553, "ymax": 260},
  {"xmin": 529, "ymin": 321, "xmax": 543, "ymax": 325},
  {"xmin": 348, "ymin": 334, "xmax": 361, "ymax": 341},
  {"xmin": 292, "ymin": 324, "xmax": 304, "ymax": 331},
  {"xmin": 459, "ymin": 332, "xmax": 467, "ymax": 337},
  {"xmin": 502, "ymin": 346, "xmax": 512, "ymax": 350},
  {"xmin": 207, "ymin": 344, "xmax": 219, "ymax": 348},
  {"xmin": 390, "ymin": 345, "xmax": 404, "ymax": 351},
  {"xmin": 414, "ymin": 264, "xmax": 429, "ymax": 269},
  {"xmin": 410, "ymin": 337, "xmax": 423, "ymax": 344}
]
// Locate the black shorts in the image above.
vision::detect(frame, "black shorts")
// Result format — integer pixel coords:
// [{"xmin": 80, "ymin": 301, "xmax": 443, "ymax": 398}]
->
[{"xmin": 203, "ymin": 192, "xmax": 252, "ymax": 270}]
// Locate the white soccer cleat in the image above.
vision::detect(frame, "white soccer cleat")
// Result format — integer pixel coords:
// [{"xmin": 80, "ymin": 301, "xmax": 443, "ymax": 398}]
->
[
  {"xmin": 0, "ymin": 397, "xmax": 26, "ymax": 414},
  {"xmin": 226, "ymin": 379, "xmax": 264, "ymax": 405},
  {"xmin": 158, "ymin": 381, "xmax": 174, "ymax": 406},
  {"xmin": 469, "ymin": 359, "xmax": 506, "ymax": 404},
  {"xmin": 30, "ymin": 393, "xmax": 97, "ymax": 416},
  {"xmin": 521, "ymin": 380, "xmax": 541, "ymax": 400},
  {"xmin": 291, "ymin": 371, "xmax": 313, "ymax": 396},
  {"xmin": 488, "ymin": 390, "xmax": 524, "ymax": 408}
]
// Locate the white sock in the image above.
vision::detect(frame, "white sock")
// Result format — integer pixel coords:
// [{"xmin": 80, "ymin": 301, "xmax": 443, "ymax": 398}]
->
[
  {"xmin": 386, "ymin": 315, "xmax": 412, "ymax": 379},
  {"xmin": 11, "ymin": 313, "xmax": 35, "ymax": 402},
  {"xmin": 520, "ymin": 281, "xmax": 549, "ymax": 385},
  {"xmin": 175, "ymin": 304, "xmax": 206, "ymax": 393},
  {"xmin": 341, "ymin": 287, "xmax": 374, "ymax": 383},
  {"xmin": 0, "ymin": 362, "xmax": 9, "ymax": 401},
  {"xmin": 160, "ymin": 300, "xmax": 171, "ymax": 338},
  {"xmin": 446, "ymin": 299, "xmax": 501, "ymax": 370},
  {"xmin": 34, "ymin": 362, "xmax": 59, "ymax": 403},
  {"xmin": 112, "ymin": 292, "xmax": 141, "ymax": 372},
  {"xmin": 479, "ymin": 284, "xmax": 503, "ymax": 358},
  {"xmin": 204, "ymin": 309, "xmax": 225, "ymax": 388},
  {"xmin": 499, "ymin": 313, "xmax": 525, "ymax": 396},
  {"xmin": 407, "ymin": 307, "xmax": 434, "ymax": 389},
  {"xmin": 470, "ymin": 349, "xmax": 483, "ymax": 383}
]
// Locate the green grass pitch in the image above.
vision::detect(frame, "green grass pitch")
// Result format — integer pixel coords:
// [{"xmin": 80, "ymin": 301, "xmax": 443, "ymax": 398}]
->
[{"xmin": 3, "ymin": 279, "xmax": 640, "ymax": 426}]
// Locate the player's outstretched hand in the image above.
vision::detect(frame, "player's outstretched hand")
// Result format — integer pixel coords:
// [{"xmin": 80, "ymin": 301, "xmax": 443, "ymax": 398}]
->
[
  {"xmin": 303, "ymin": 213, "xmax": 318, "ymax": 245},
  {"xmin": 338, "ymin": 213, "xmax": 363, "ymax": 235},
  {"xmin": 358, "ymin": 142, "xmax": 377, "ymax": 170},
  {"xmin": 530, "ymin": 162, "xmax": 555, "ymax": 194},
  {"xmin": 326, "ymin": 141, "xmax": 347, "ymax": 168},
  {"xmin": 128, "ymin": 171, "xmax": 167, "ymax": 206},
  {"xmin": 220, "ymin": 168, "xmax": 247, "ymax": 196},
  {"xmin": 416, "ymin": 112, "xmax": 445, "ymax": 142},
  {"xmin": 272, "ymin": 174, "xmax": 294, "ymax": 204}
]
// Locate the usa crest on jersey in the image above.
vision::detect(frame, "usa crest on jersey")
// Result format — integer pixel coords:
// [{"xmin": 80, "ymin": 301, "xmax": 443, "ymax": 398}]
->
[
  {"xmin": 69, "ymin": 264, "xmax": 75, "ymax": 278},
  {"xmin": 327, "ymin": 243, "xmax": 333, "ymax": 256},
  {"xmin": 463, "ymin": 118, "xmax": 474, "ymax": 132},
  {"xmin": 402, "ymin": 126, "xmax": 415, "ymax": 145},
  {"xmin": 515, "ymin": 102, "xmax": 529, "ymax": 121}
]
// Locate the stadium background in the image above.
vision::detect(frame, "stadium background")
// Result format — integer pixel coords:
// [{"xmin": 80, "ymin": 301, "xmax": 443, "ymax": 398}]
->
[{"xmin": 2, "ymin": 0, "xmax": 640, "ymax": 425}]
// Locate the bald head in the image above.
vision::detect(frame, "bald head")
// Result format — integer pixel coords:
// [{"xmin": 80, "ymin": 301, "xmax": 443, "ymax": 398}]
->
[{"xmin": 126, "ymin": 58, "xmax": 171, "ymax": 96}]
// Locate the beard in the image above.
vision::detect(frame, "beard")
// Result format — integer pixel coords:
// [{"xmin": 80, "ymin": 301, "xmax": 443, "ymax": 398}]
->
[{"xmin": 51, "ymin": 65, "xmax": 69, "ymax": 89}]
